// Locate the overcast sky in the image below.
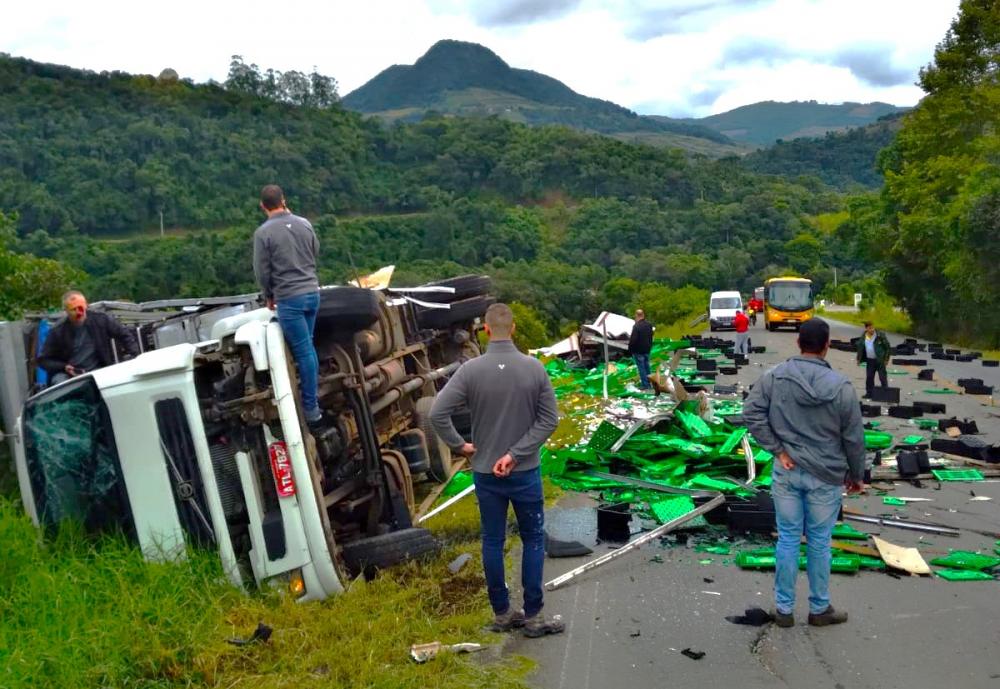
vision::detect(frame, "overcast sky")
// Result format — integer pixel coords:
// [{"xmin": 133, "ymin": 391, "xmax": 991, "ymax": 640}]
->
[{"xmin": 3, "ymin": 0, "xmax": 959, "ymax": 117}]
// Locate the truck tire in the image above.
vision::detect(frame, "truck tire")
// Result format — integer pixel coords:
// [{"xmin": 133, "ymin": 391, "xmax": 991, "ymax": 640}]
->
[
  {"xmin": 316, "ymin": 287, "xmax": 380, "ymax": 332},
  {"xmin": 420, "ymin": 275, "xmax": 492, "ymax": 304},
  {"xmin": 414, "ymin": 396, "xmax": 458, "ymax": 483},
  {"xmin": 340, "ymin": 527, "xmax": 440, "ymax": 576},
  {"xmin": 416, "ymin": 295, "xmax": 496, "ymax": 330}
]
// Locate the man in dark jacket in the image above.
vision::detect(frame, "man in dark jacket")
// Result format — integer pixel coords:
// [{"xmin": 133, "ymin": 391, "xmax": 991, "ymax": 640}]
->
[
  {"xmin": 855, "ymin": 321, "xmax": 890, "ymax": 398},
  {"xmin": 430, "ymin": 303, "xmax": 563, "ymax": 639},
  {"xmin": 38, "ymin": 291, "xmax": 139, "ymax": 385},
  {"xmin": 743, "ymin": 318, "xmax": 865, "ymax": 629},
  {"xmin": 628, "ymin": 309, "xmax": 654, "ymax": 390}
]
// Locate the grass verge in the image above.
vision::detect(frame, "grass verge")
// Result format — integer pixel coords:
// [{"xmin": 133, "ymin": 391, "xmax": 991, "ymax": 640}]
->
[
  {"xmin": 0, "ymin": 491, "xmax": 535, "ymax": 689},
  {"xmin": 818, "ymin": 303, "xmax": 913, "ymax": 335}
]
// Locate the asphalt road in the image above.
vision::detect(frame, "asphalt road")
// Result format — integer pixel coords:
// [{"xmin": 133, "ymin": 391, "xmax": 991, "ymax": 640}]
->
[{"xmin": 509, "ymin": 317, "xmax": 1000, "ymax": 689}]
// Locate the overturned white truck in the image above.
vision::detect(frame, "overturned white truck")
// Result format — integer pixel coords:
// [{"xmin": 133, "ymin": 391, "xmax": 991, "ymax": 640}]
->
[{"xmin": 0, "ymin": 277, "xmax": 493, "ymax": 601}]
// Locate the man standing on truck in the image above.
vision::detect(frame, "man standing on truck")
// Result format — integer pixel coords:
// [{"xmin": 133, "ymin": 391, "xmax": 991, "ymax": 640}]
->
[
  {"xmin": 430, "ymin": 303, "xmax": 564, "ymax": 639},
  {"xmin": 742, "ymin": 318, "xmax": 865, "ymax": 629},
  {"xmin": 628, "ymin": 309, "xmax": 654, "ymax": 390},
  {"xmin": 253, "ymin": 184, "xmax": 324, "ymax": 429},
  {"xmin": 38, "ymin": 290, "xmax": 139, "ymax": 385},
  {"xmin": 855, "ymin": 321, "xmax": 890, "ymax": 399}
]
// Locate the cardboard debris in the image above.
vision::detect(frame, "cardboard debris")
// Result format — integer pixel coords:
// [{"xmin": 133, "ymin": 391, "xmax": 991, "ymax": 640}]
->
[{"xmin": 873, "ymin": 536, "xmax": 931, "ymax": 575}]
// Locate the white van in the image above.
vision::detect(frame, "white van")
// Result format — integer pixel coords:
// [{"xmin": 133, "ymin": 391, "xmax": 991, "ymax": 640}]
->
[{"xmin": 708, "ymin": 291, "xmax": 743, "ymax": 331}]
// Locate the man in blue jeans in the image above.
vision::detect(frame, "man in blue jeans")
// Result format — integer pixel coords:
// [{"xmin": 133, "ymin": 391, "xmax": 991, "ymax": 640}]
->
[
  {"xmin": 743, "ymin": 318, "xmax": 865, "ymax": 628},
  {"xmin": 430, "ymin": 303, "xmax": 563, "ymax": 638},
  {"xmin": 253, "ymin": 184, "xmax": 323, "ymax": 428},
  {"xmin": 628, "ymin": 309, "xmax": 654, "ymax": 389}
]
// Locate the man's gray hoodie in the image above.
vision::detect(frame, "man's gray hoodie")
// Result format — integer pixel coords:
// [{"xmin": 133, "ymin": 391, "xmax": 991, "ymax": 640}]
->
[{"xmin": 743, "ymin": 355, "xmax": 865, "ymax": 485}]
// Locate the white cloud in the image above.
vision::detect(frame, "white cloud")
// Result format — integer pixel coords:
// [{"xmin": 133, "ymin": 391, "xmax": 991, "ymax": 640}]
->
[{"xmin": 0, "ymin": 0, "xmax": 960, "ymax": 116}]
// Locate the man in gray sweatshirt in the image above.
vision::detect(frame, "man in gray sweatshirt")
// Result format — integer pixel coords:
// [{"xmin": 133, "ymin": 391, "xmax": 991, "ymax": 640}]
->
[
  {"xmin": 743, "ymin": 318, "xmax": 865, "ymax": 628},
  {"xmin": 430, "ymin": 303, "xmax": 563, "ymax": 638},
  {"xmin": 253, "ymin": 184, "xmax": 323, "ymax": 426}
]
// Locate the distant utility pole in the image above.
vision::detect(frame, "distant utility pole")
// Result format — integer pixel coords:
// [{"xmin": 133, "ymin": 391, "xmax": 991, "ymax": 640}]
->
[
  {"xmin": 833, "ymin": 267, "xmax": 838, "ymax": 288},
  {"xmin": 159, "ymin": 209, "xmax": 164, "ymax": 238}
]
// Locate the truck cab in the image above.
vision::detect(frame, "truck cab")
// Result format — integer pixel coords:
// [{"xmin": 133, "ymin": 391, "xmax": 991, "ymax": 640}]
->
[{"xmin": 6, "ymin": 278, "xmax": 493, "ymax": 601}]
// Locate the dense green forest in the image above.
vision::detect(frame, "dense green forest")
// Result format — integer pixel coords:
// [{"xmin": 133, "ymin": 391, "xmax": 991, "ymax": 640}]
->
[
  {"xmin": 1, "ymin": 51, "xmax": 877, "ymax": 339},
  {"xmin": 841, "ymin": 0, "xmax": 1000, "ymax": 347},
  {"xmin": 742, "ymin": 113, "xmax": 903, "ymax": 190}
]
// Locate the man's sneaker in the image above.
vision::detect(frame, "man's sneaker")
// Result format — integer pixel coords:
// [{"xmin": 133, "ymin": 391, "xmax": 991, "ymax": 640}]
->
[
  {"xmin": 523, "ymin": 613, "xmax": 565, "ymax": 638},
  {"xmin": 306, "ymin": 413, "xmax": 331, "ymax": 433},
  {"xmin": 808, "ymin": 606, "xmax": 848, "ymax": 627},
  {"xmin": 774, "ymin": 610, "xmax": 794, "ymax": 628},
  {"xmin": 486, "ymin": 608, "xmax": 525, "ymax": 633}
]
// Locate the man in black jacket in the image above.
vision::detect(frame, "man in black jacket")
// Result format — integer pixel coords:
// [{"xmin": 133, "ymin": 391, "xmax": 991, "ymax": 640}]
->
[
  {"xmin": 38, "ymin": 291, "xmax": 140, "ymax": 385},
  {"xmin": 628, "ymin": 309, "xmax": 654, "ymax": 390}
]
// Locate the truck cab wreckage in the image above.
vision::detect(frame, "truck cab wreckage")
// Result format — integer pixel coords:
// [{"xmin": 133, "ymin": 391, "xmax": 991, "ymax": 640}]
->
[{"xmin": 0, "ymin": 276, "xmax": 494, "ymax": 601}]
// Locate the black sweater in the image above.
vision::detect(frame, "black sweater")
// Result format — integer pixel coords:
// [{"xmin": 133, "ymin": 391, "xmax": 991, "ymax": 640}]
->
[{"xmin": 628, "ymin": 319, "xmax": 654, "ymax": 355}]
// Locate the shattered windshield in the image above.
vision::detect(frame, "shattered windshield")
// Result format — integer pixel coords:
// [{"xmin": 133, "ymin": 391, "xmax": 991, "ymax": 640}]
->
[
  {"xmin": 23, "ymin": 377, "xmax": 135, "ymax": 538},
  {"xmin": 711, "ymin": 297, "xmax": 741, "ymax": 310},
  {"xmin": 767, "ymin": 282, "xmax": 813, "ymax": 312}
]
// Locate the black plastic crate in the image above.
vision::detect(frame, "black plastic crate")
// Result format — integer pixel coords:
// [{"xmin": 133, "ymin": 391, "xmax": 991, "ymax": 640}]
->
[
  {"xmin": 932, "ymin": 353, "xmax": 956, "ymax": 361},
  {"xmin": 888, "ymin": 405, "xmax": 923, "ymax": 419},
  {"xmin": 727, "ymin": 494, "xmax": 776, "ymax": 535},
  {"xmin": 897, "ymin": 450, "xmax": 929, "ymax": 476},
  {"xmin": 893, "ymin": 358, "xmax": 928, "ymax": 366},
  {"xmin": 870, "ymin": 387, "xmax": 900, "ymax": 404},
  {"xmin": 860, "ymin": 403, "xmax": 883, "ymax": 418},
  {"xmin": 984, "ymin": 360, "xmax": 999, "ymax": 367},
  {"xmin": 718, "ymin": 366, "xmax": 739, "ymax": 375},
  {"xmin": 958, "ymin": 378, "xmax": 984, "ymax": 388},
  {"xmin": 597, "ymin": 503, "xmax": 632, "ymax": 543},
  {"xmin": 918, "ymin": 369, "xmax": 935, "ymax": 381},
  {"xmin": 956, "ymin": 355, "xmax": 975, "ymax": 362},
  {"xmin": 696, "ymin": 358, "xmax": 717, "ymax": 372},
  {"xmin": 965, "ymin": 384, "xmax": 993, "ymax": 395},
  {"xmin": 939, "ymin": 417, "xmax": 979, "ymax": 434},
  {"xmin": 913, "ymin": 400, "xmax": 946, "ymax": 414}
]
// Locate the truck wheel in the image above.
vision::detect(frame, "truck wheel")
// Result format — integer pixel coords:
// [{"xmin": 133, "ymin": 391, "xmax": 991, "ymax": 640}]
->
[
  {"xmin": 415, "ymin": 396, "xmax": 458, "ymax": 482},
  {"xmin": 420, "ymin": 275, "xmax": 492, "ymax": 303},
  {"xmin": 316, "ymin": 287, "xmax": 381, "ymax": 332},
  {"xmin": 340, "ymin": 527, "xmax": 440, "ymax": 576},
  {"xmin": 416, "ymin": 295, "xmax": 496, "ymax": 330}
]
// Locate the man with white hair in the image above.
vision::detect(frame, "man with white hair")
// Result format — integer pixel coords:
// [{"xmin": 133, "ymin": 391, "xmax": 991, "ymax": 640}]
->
[{"xmin": 38, "ymin": 290, "xmax": 139, "ymax": 385}]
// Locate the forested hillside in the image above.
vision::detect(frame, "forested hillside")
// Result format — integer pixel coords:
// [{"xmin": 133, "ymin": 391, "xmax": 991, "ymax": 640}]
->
[
  {"xmin": 2, "ymin": 53, "xmax": 872, "ymax": 338},
  {"xmin": 741, "ymin": 113, "xmax": 904, "ymax": 190},
  {"xmin": 843, "ymin": 0, "xmax": 1000, "ymax": 347},
  {"xmin": 672, "ymin": 100, "xmax": 908, "ymax": 146}
]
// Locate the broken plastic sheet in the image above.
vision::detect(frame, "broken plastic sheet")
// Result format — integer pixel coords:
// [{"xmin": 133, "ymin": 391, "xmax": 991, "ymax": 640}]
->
[{"xmin": 929, "ymin": 551, "xmax": 1000, "ymax": 572}]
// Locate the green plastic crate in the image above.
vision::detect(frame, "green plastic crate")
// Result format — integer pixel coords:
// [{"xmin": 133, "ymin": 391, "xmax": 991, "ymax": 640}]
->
[{"xmin": 931, "ymin": 469, "xmax": 984, "ymax": 482}]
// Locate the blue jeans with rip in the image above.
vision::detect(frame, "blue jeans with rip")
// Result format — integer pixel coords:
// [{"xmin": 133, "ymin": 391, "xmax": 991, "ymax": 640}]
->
[
  {"xmin": 276, "ymin": 291, "xmax": 321, "ymax": 422},
  {"xmin": 473, "ymin": 468, "xmax": 546, "ymax": 618},
  {"xmin": 633, "ymin": 354, "xmax": 652, "ymax": 389},
  {"xmin": 771, "ymin": 465, "xmax": 843, "ymax": 615}
]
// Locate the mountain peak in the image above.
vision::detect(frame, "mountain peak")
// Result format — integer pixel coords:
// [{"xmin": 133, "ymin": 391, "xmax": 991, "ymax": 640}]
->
[{"xmin": 418, "ymin": 40, "xmax": 509, "ymax": 71}]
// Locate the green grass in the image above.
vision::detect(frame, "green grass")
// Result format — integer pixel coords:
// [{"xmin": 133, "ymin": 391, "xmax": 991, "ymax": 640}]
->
[
  {"xmin": 0, "ymin": 493, "xmax": 535, "ymax": 689},
  {"xmin": 818, "ymin": 302, "xmax": 914, "ymax": 335}
]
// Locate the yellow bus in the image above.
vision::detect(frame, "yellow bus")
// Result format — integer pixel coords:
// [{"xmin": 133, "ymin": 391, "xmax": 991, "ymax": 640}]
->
[{"xmin": 764, "ymin": 277, "xmax": 815, "ymax": 331}]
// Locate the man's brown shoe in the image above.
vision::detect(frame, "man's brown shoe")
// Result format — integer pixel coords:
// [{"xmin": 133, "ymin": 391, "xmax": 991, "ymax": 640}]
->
[
  {"xmin": 487, "ymin": 608, "xmax": 525, "ymax": 632},
  {"xmin": 523, "ymin": 613, "xmax": 565, "ymax": 638},
  {"xmin": 774, "ymin": 610, "xmax": 794, "ymax": 628},
  {"xmin": 808, "ymin": 606, "xmax": 848, "ymax": 627}
]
